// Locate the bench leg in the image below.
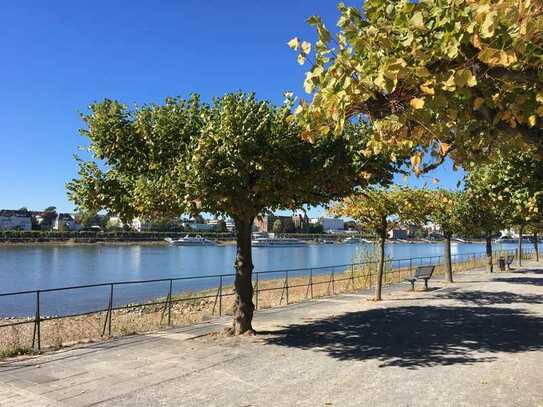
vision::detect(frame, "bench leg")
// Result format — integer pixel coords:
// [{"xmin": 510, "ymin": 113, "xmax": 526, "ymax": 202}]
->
[
  {"xmin": 410, "ymin": 281, "xmax": 415, "ymax": 291},
  {"xmin": 424, "ymin": 278, "xmax": 429, "ymax": 290}
]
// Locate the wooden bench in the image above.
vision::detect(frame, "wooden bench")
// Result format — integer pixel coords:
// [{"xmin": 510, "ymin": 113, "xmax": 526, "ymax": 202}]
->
[{"xmin": 406, "ymin": 265, "xmax": 435, "ymax": 291}]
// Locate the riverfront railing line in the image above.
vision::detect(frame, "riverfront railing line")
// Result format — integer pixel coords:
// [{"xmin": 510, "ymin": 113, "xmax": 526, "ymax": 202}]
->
[{"xmin": 0, "ymin": 248, "xmax": 536, "ymax": 353}]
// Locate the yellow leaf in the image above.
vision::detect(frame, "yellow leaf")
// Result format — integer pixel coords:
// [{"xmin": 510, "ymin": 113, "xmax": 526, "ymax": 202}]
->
[
  {"xmin": 304, "ymin": 76, "xmax": 314, "ymax": 94},
  {"xmin": 297, "ymin": 53, "xmax": 306, "ymax": 65},
  {"xmin": 411, "ymin": 12, "xmax": 425, "ymax": 29},
  {"xmin": 442, "ymin": 72, "xmax": 456, "ymax": 92},
  {"xmin": 454, "ymin": 69, "xmax": 477, "ymax": 88},
  {"xmin": 528, "ymin": 115, "xmax": 537, "ymax": 127},
  {"xmin": 536, "ymin": 106, "xmax": 543, "ymax": 117},
  {"xmin": 432, "ymin": 178, "xmax": 439, "ymax": 185},
  {"xmin": 478, "ymin": 48, "xmax": 501, "ymax": 65},
  {"xmin": 410, "ymin": 97, "xmax": 425, "ymax": 110},
  {"xmin": 420, "ymin": 82, "xmax": 435, "ymax": 95},
  {"xmin": 499, "ymin": 50, "xmax": 517, "ymax": 67},
  {"xmin": 473, "ymin": 97, "xmax": 485, "ymax": 110},
  {"xmin": 480, "ymin": 11, "xmax": 497, "ymax": 38},
  {"xmin": 411, "ymin": 154, "xmax": 421, "ymax": 168},
  {"xmin": 471, "ymin": 34, "xmax": 482, "ymax": 49},
  {"xmin": 288, "ymin": 37, "xmax": 300, "ymax": 50},
  {"xmin": 439, "ymin": 143, "xmax": 450, "ymax": 156},
  {"xmin": 301, "ymin": 41, "xmax": 311, "ymax": 54}
]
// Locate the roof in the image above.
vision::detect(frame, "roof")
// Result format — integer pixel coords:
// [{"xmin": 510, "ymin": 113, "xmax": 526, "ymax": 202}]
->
[{"xmin": 0, "ymin": 210, "xmax": 32, "ymax": 218}]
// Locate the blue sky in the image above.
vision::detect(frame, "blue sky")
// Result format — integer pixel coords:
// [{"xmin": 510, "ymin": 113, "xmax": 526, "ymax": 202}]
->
[{"xmin": 0, "ymin": 1, "xmax": 463, "ymax": 215}]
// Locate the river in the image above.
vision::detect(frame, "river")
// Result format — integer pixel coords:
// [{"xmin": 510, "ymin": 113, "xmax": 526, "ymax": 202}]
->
[{"xmin": 0, "ymin": 241, "xmax": 523, "ymax": 317}]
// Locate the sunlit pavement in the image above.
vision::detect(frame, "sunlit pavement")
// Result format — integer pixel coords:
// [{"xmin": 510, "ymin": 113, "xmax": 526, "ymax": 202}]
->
[{"xmin": 1, "ymin": 262, "xmax": 543, "ymax": 406}]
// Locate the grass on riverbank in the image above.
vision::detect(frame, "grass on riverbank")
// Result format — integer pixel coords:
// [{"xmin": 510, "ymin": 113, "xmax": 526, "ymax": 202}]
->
[{"xmin": 0, "ymin": 251, "xmax": 532, "ymax": 358}]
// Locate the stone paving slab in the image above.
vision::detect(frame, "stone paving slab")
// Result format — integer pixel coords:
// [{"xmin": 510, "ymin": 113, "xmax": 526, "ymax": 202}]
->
[{"xmin": 1, "ymin": 264, "xmax": 543, "ymax": 406}]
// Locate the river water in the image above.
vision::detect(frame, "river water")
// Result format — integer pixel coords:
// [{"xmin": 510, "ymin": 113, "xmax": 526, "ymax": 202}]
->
[{"xmin": 0, "ymin": 241, "xmax": 521, "ymax": 317}]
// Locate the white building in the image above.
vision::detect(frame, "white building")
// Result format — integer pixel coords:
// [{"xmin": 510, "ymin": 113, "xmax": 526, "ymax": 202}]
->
[
  {"xmin": 182, "ymin": 222, "xmax": 216, "ymax": 232},
  {"xmin": 207, "ymin": 218, "xmax": 235, "ymax": 232},
  {"xmin": 132, "ymin": 218, "xmax": 151, "ymax": 232},
  {"xmin": 423, "ymin": 222, "xmax": 442, "ymax": 235},
  {"xmin": 0, "ymin": 210, "xmax": 32, "ymax": 231},
  {"xmin": 311, "ymin": 217, "xmax": 344, "ymax": 233},
  {"xmin": 53, "ymin": 213, "xmax": 79, "ymax": 231}
]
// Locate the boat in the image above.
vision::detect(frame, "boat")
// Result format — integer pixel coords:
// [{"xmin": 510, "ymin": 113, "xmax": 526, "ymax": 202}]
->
[
  {"xmin": 165, "ymin": 235, "xmax": 217, "ymax": 246},
  {"xmin": 343, "ymin": 237, "xmax": 372, "ymax": 244},
  {"xmin": 251, "ymin": 237, "xmax": 307, "ymax": 247}
]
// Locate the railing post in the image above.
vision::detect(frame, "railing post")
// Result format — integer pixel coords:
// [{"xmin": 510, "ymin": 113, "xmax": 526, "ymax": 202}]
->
[
  {"xmin": 331, "ymin": 269, "xmax": 335, "ymax": 295},
  {"xmin": 285, "ymin": 271, "xmax": 289, "ymax": 305},
  {"xmin": 167, "ymin": 279, "xmax": 173, "ymax": 326},
  {"xmin": 310, "ymin": 268, "xmax": 313, "ymax": 299},
  {"xmin": 350, "ymin": 264, "xmax": 355, "ymax": 289},
  {"xmin": 32, "ymin": 290, "xmax": 41, "ymax": 351},
  {"xmin": 108, "ymin": 284, "xmax": 113, "ymax": 336},
  {"xmin": 219, "ymin": 276, "xmax": 223, "ymax": 316},
  {"xmin": 255, "ymin": 272, "xmax": 259, "ymax": 310},
  {"xmin": 102, "ymin": 284, "xmax": 113, "ymax": 336}
]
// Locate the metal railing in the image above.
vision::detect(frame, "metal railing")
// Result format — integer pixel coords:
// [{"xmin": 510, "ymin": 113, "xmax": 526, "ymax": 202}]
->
[{"xmin": 0, "ymin": 247, "xmax": 536, "ymax": 352}]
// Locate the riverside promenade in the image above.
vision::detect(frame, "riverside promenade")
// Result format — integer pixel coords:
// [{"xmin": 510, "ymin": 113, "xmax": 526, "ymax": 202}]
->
[{"xmin": 1, "ymin": 263, "xmax": 543, "ymax": 406}]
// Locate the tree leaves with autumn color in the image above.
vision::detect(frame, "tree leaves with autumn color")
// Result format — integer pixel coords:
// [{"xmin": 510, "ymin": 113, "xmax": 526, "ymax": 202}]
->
[
  {"xmin": 331, "ymin": 187, "xmax": 430, "ymax": 299},
  {"xmin": 291, "ymin": 0, "xmax": 543, "ymax": 171}
]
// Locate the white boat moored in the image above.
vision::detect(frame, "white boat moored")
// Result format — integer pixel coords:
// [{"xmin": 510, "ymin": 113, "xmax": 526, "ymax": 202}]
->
[{"xmin": 165, "ymin": 235, "xmax": 217, "ymax": 246}]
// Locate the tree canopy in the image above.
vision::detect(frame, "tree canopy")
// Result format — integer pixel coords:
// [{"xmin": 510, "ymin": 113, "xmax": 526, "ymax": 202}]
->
[
  {"xmin": 67, "ymin": 92, "xmax": 400, "ymax": 334},
  {"xmin": 290, "ymin": 0, "xmax": 543, "ymax": 172},
  {"xmin": 331, "ymin": 186, "xmax": 429, "ymax": 299}
]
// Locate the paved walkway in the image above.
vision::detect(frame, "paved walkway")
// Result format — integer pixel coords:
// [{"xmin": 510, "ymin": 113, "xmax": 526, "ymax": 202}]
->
[{"xmin": 1, "ymin": 264, "xmax": 543, "ymax": 406}]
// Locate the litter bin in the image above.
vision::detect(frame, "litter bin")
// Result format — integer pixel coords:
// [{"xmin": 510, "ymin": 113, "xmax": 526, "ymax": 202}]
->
[{"xmin": 498, "ymin": 257, "xmax": 506, "ymax": 271}]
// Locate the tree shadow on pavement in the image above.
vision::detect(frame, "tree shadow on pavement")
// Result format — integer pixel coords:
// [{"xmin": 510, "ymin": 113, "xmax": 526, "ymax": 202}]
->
[
  {"xmin": 509, "ymin": 269, "xmax": 543, "ymax": 275},
  {"xmin": 264, "ymin": 305, "xmax": 543, "ymax": 369},
  {"xmin": 493, "ymin": 277, "xmax": 543, "ymax": 286},
  {"xmin": 434, "ymin": 290, "xmax": 543, "ymax": 305}
]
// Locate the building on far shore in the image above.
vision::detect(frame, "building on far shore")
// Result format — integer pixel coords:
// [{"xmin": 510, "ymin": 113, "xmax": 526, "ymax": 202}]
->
[
  {"xmin": 254, "ymin": 215, "xmax": 295, "ymax": 233},
  {"xmin": 182, "ymin": 222, "xmax": 216, "ymax": 232},
  {"xmin": 131, "ymin": 218, "xmax": 151, "ymax": 232},
  {"xmin": 53, "ymin": 213, "xmax": 79, "ymax": 231},
  {"xmin": 310, "ymin": 217, "xmax": 344, "ymax": 233},
  {"xmin": 0, "ymin": 209, "xmax": 32, "ymax": 231},
  {"xmin": 207, "ymin": 218, "xmax": 235, "ymax": 232}
]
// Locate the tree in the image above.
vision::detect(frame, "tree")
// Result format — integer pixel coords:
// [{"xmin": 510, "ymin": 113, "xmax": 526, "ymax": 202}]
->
[
  {"xmin": 465, "ymin": 152, "xmax": 543, "ymax": 266},
  {"xmin": 41, "ymin": 206, "xmax": 58, "ymax": 229},
  {"xmin": 290, "ymin": 1, "xmax": 543, "ymax": 172},
  {"xmin": 331, "ymin": 187, "xmax": 429, "ymax": 300},
  {"xmin": 460, "ymin": 170, "xmax": 507, "ymax": 273},
  {"xmin": 426, "ymin": 190, "xmax": 464, "ymax": 282},
  {"xmin": 272, "ymin": 219, "xmax": 284, "ymax": 234},
  {"xmin": 67, "ymin": 92, "xmax": 398, "ymax": 334}
]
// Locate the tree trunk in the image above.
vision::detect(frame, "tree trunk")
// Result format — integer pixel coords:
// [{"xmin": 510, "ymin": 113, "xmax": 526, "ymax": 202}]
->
[
  {"xmin": 485, "ymin": 233, "xmax": 493, "ymax": 273},
  {"xmin": 231, "ymin": 217, "xmax": 255, "ymax": 335},
  {"xmin": 444, "ymin": 233, "xmax": 453, "ymax": 283},
  {"xmin": 374, "ymin": 227, "xmax": 386, "ymax": 301},
  {"xmin": 534, "ymin": 231, "xmax": 539, "ymax": 262},
  {"xmin": 518, "ymin": 224, "xmax": 524, "ymax": 268}
]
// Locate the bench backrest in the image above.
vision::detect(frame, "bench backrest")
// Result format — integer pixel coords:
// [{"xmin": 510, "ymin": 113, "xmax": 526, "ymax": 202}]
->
[{"xmin": 414, "ymin": 265, "xmax": 435, "ymax": 278}]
